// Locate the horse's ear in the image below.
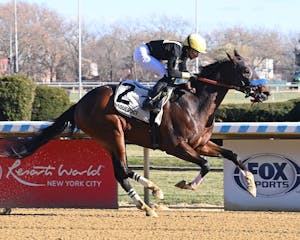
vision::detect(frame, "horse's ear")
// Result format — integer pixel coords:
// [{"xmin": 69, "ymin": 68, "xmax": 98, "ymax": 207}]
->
[
  {"xmin": 226, "ymin": 51, "xmax": 235, "ymax": 63},
  {"xmin": 234, "ymin": 49, "xmax": 242, "ymax": 60},
  {"xmin": 234, "ymin": 49, "xmax": 240, "ymax": 56}
]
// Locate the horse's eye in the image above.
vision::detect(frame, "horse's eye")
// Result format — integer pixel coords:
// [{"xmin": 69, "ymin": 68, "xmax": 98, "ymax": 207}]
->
[{"xmin": 243, "ymin": 68, "xmax": 252, "ymax": 79}]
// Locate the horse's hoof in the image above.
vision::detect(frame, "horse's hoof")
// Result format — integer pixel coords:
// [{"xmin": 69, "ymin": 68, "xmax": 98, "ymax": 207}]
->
[
  {"xmin": 244, "ymin": 172, "xmax": 257, "ymax": 197},
  {"xmin": 141, "ymin": 205, "xmax": 158, "ymax": 218},
  {"xmin": 152, "ymin": 189, "xmax": 164, "ymax": 200},
  {"xmin": 146, "ymin": 209, "xmax": 158, "ymax": 218},
  {"xmin": 175, "ymin": 180, "xmax": 187, "ymax": 189},
  {"xmin": 175, "ymin": 180, "xmax": 195, "ymax": 190},
  {"xmin": 0, "ymin": 208, "xmax": 11, "ymax": 215}
]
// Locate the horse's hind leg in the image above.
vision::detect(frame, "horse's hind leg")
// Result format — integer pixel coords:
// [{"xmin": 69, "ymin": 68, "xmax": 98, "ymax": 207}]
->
[
  {"xmin": 129, "ymin": 171, "xmax": 164, "ymax": 199},
  {"xmin": 112, "ymin": 156, "xmax": 158, "ymax": 217},
  {"xmin": 106, "ymin": 118, "xmax": 157, "ymax": 217},
  {"xmin": 170, "ymin": 141, "xmax": 211, "ymax": 190},
  {"xmin": 200, "ymin": 140, "xmax": 256, "ymax": 197},
  {"xmin": 84, "ymin": 109, "xmax": 159, "ymax": 215},
  {"xmin": 0, "ymin": 208, "xmax": 11, "ymax": 215}
]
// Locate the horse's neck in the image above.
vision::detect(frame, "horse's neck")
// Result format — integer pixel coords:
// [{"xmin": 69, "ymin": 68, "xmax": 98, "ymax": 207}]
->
[
  {"xmin": 213, "ymin": 88, "xmax": 229, "ymax": 108},
  {"xmin": 195, "ymin": 84, "xmax": 228, "ymax": 110},
  {"xmin": 176, "ymin": 90, "xmax": 219, "ymax": 123},
  {"xmin": 172, "ymin": 60, "xmax": 231, "ymax": 127},
  {"xmin": 197, "ymin": 61, "xmax": 232, "ymax": 109}
]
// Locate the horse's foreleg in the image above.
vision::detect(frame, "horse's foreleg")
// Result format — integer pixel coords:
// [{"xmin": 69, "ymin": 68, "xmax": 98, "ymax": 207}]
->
[
  {"xmin": 200, "ymin": 141, "xmax": 256, "ymax": 197},
  {"xmin": 219, "ymin": 147, "xmax": 256, "ymax": 197},
  {"xmin": 129, "ymin": 171, "xmax": 164, "ymax": 199}
]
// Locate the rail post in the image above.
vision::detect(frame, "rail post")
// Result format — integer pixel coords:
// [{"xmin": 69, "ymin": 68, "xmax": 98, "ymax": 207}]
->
[{"xmin": 143, "ymin": 147, "xmax": 150, "ymax": 205}]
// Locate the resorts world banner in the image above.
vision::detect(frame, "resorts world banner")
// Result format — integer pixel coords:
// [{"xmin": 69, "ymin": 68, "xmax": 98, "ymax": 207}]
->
[{"xmin": 0, "ymin": 140, "xmax": 118, "ymax": 208}]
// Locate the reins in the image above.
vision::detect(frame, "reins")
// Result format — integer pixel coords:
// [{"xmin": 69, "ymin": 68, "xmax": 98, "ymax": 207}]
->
[{"xmin": 197, "ymin": 77, "xmax": 242, "ymax": 91}]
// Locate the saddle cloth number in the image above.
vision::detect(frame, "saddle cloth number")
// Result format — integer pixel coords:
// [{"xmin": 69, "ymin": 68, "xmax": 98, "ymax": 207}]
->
[
  {"xmin": 114, "ymin": 80, "xmax": 150, "ymax": 123},
  {"xmin": 116, "ymin": 83, "xmax": 136, "ymax": 105}
]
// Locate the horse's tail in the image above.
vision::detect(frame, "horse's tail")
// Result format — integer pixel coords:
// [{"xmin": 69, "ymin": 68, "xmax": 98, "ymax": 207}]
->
[{"xmin": 0, "ymin": 104, "xmax": 77, "ymax": 159}]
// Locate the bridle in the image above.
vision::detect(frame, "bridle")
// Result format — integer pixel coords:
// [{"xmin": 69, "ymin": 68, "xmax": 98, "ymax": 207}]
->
[
  {"xmin": 196, "ymin": 57, "xmax": 253, "ymax": 90},
  {"xmin": 195, "ymin": 63, "xmax": 269, "ymax": 103},
  {"xmin": 197, "ymin": 77, "xmax": 243, "ymax": 91},
  {"xmin": 196, "ymin": 63, "xmax": 253, "ymax": 92}
]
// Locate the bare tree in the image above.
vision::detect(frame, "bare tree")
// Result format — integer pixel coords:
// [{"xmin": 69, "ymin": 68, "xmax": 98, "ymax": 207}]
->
[
  {"xmin": 206, "ymin": 26, "xmax": 296, "ymax": 79},
  {"xmin": 0, "ymin": 2, "xmax": 298, "ymax": 83},
  {"xmin": 91, "ymin": 17, "xmax": 192, "ymax": 82},
  {"xmin": 0, "ymin": 2, "xmax": 70, "ymax": 81}
]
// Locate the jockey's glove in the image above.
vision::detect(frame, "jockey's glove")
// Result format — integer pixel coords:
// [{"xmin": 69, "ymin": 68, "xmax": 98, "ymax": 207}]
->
[{"xmin": 189, "ymin": 74, "xmax": 199, "ymax": 81}]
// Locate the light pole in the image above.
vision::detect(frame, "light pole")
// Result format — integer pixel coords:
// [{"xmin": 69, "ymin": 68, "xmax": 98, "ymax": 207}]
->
[
  {"xmin": 14, "ymin": 0, "xmax": 19, "ymax": 73},
  {"xmin": 78, "ymin": 0, "xmax": 82, "ymax": 99},
  {"xmin": 194, "ymin": 0, "xmax": 199, "ymax": 73},
  {"xmin": 9, "ymin": 19, "xmax": 13, "ymax": 74},
  {"xmin": 195, "ymin": 0, "xmax": 198, "ymax": 34}
]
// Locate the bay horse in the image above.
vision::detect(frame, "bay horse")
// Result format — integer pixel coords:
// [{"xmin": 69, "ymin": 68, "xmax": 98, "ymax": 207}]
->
[{"xmin": 0, "ymin": 50, "xmax": 269, "ymax": 217}]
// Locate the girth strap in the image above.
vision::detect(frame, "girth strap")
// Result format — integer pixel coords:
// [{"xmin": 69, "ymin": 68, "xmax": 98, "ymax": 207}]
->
[{"xmin": 149, "ymin": 113, "xmax": 159, "ymax": 149}]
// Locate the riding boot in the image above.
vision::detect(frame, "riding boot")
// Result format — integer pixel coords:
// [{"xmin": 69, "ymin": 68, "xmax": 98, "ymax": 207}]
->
[{"xmin": 142, "ymin": 77, "xmax": 169, "ymax": 113}]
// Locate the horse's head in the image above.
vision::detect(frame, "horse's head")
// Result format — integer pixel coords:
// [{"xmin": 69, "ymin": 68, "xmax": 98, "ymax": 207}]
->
[
  {"xmin": 225, "ymin": 50, "xmax": 270, "ymax": 103},
  {"xmin": 197, "ymin": 50, "xmax": 270, "ymax": 103}
]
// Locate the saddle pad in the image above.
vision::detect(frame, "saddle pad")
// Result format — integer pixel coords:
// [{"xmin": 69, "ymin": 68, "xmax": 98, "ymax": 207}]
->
[{"xmin": 114, "ymin": 79, "xmax": 172, "ymax": 125}]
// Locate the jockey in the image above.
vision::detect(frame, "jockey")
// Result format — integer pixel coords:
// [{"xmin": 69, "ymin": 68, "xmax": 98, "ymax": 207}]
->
[{"xmin": 133, "ymin": 33, "xmax": 207, "ymax": 113}]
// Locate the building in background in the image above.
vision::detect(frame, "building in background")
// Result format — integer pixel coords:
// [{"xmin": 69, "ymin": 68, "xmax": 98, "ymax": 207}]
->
[
  {"xmin": 255, "ymin": 58, "xmax": 274, "ymax": 80},
  {"xmin": 0, "ymin": 51, "xmax": 9, "ymax": 75},
  {"xmin": 295, "ymin": 39, "xmax": 300, "ymax": 71},
  {"xmin": 0, "ymin": 58, "xmax": 9, "ymax": 75},
  {"xmin": 82, "ymin": 58, "xmax": 99, "ymax": 80},
  {"xmin": 0, "ymin": 51, "xmax": 10, "ymax": 75}
]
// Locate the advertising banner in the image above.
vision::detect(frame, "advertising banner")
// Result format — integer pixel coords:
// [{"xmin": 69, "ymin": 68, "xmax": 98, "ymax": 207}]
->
[
  {"xmin": 0, "ymin": 139, "xmax": 118, "ymax": 208},
  {"xmin": 224, "ymin": 139, "xmax": 300, "ymax": 211}
]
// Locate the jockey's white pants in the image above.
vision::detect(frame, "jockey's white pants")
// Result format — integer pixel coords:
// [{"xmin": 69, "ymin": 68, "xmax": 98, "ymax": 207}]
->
[{"xmin": 133, "ymin": 43, "xmax": 167, "ymax": 79}]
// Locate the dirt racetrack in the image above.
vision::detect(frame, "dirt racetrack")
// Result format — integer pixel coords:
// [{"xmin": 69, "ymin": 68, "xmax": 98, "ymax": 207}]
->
[{"xmin": 0, "ymin": 207, "xmax": 299, "ymax": 240}]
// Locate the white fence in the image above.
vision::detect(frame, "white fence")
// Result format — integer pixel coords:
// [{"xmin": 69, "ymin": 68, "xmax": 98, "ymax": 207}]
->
[
  {"xmin": 37, "ymin": 81, "xmax": 300, "ymax": 104},
  {"xmin": 36, "ymin": 81, "xmax": 300, "ymax": 92}
]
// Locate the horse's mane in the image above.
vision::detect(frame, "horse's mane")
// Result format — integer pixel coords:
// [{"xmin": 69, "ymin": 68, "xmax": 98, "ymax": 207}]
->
[{"xmin": 200, "ymin": 59, "xmax": 229, "ymax": 78}]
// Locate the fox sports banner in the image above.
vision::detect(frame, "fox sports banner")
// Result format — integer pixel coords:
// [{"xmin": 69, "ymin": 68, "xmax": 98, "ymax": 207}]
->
[{"xmin": 224, "ymin": 139, "xmax": 300, "ymax": 211}]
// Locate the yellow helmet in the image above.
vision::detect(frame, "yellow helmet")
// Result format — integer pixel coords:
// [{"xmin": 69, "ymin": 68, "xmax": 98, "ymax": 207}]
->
[{"xmin": 183, "ymin": 33, "xmax": 207, "ymax": 53}]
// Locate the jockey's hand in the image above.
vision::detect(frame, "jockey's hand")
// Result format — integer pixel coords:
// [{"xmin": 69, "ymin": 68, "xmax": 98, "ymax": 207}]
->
[
  {"xmin": 186, "ymin": 81, "xmax": 196, "ymax": 94},
  {"xmin": 198, "ymin": 66, "xmax": 204, "ymax": 74},
  {"xmin": 189, "ymin": 74, "xmax": 198, "ymax": 81}
]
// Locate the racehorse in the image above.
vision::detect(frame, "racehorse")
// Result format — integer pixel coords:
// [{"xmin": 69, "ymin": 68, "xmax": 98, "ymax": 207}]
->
[{"xmin": 0, "ymin": 50, "xmax": 269, "ymax": 217}]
